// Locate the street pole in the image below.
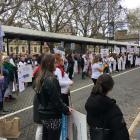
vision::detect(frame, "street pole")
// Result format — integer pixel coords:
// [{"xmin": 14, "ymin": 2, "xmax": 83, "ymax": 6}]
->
[
  {"xmin": 138, "ymin": 31, "xmax": 140, "ymax": 55},
  {"xmin": 107, "ymin": 0, "xmax": 109, "ymax": 46}
]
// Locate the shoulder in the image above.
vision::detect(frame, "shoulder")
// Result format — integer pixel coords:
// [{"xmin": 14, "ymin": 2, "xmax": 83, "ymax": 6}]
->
[
  {"xmin": 44, "ymin": 76, "xmax": 59, "ymax": 87},
  {"xmin": 108, "ymin": 103, "xmax": 123, "ymax": 118},
  {"xmin": 54, "ymin": 68, "xmax": 62, "ymax": 77},
  {"xmin": 55, "ymin": 67, "xmax": 61, "ymax": 74},
  {"xmin": 92, "ymin": 63, "xmax": 99, "ymax": 68}
]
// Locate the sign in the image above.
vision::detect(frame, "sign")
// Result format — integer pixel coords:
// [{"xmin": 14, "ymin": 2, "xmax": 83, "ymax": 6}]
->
[
  {"xmin": 127, "ymin": 45, "xmax": 134, "ymax": 53},
  {"xmin": 121, "ymin": 47, "xmax": 126, "ymax": 54},
  {"xmin": 61, "ymin": 41, "xmax": 64, "ymax": 48},
  {"xmin": 68, "ymin": 110, "xmax": 88, "ymax": 140},
  {"xmin": 101, "ymin": 49, "xmax": 109, "ymax": 58},
  {"xmin": 23, "ymin": 65, "xmax": 33, "ymax": 83},
  {"xmin": 114, "ymin": 46, "xmax": 120, "ymax": 54},
  {"xmin": 71, "ymin": 43, "xmax": 75, "ymax": 50},
  {"xmin": 134, "ymin": 46, "xmax": 139, "ymax": 54},
  {"xmin": 18, "ymin": 66, "xmax": 25, "ymax": 92},
  {"xmin": 18, "ymin": 64, "xmax": 33, "ymax": 92}
]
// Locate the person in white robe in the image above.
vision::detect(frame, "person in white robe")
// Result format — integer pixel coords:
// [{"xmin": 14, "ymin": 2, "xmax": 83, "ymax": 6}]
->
[
  {"xmin": 122, "ymin": 54, "xmax": 126, "ymax": 70},
  {"xmin": 118, "ymin": 55, "xmax": 123, "ymax": 71}
]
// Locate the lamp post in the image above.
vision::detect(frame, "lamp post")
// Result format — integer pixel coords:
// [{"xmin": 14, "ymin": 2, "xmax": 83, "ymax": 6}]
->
[
  {"xmin": 138, "ymin": 31, "xmax": 140, "ymax": 55},
  {"xmin": 107, "ymin": 0, "xmax": 110, "ymax": 45}
]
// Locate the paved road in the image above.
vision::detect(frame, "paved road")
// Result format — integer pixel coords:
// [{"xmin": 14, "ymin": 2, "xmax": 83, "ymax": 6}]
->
[{"xmin": 1, "ymin": 67, "xmax": 140, "ymax": 140}]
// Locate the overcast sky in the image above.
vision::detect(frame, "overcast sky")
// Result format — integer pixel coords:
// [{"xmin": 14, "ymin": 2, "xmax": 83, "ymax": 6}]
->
[{"xmin": 121, "ymin": 0, "xmax": 140, "ymax": 9}]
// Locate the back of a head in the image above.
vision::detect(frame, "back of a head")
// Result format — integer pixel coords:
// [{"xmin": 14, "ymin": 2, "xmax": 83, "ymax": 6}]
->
[
  {"xmin": 35, "ymin": 53, "xmax": 55, "ymax": 92},
  {"xmin": 91, "ymin": 74, "xmax": 114, "ymax": 96},
  {"xmin": 92, "ymin": 55, "xmax": 100, "ymax": 64},
  {"xmin": 41, "ymin": 53, "xmax": 55, "ymax": 73}
]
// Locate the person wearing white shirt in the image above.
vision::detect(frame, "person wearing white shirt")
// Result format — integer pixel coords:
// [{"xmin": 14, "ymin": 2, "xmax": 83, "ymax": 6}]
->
[
  {"xmin": 82, "ymin": 55, "xmax": 89, "ymax": 79},
  {"xmin": 109, "ymin": 55, "xmax": 114, "ymax": 73},
  {"xmin": 91, "ymin": 55, "xmax": 104, "ymax": 85},
  {"xmin": 128, "ymin": 53, "xmax": 133, "ymax": 67},
  {"xmin": 18, "ymin": 56, "xmax": 26, "ymax": 68},
  {"xmin": 118, "ymin": 55, "xmax": 123, "ymax": 71},
  {"xmin": 122, "ymin": 54, "xmax": 126, "ymax": 70},
  {"xmin": 54, "ymin": 56, "xmax": 73, "ymax": 106}
]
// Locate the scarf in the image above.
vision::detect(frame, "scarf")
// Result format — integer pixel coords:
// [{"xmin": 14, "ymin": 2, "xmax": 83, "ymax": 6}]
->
[{"xmin": 56, "ymin": 64, "xmax": 64, "ymax": 77}]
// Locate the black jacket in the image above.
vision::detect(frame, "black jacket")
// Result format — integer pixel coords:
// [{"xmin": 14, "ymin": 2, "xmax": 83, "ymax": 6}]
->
[
  {"xmin": 33, "ymin": 76, "xmax": 69, "ymax": 122},
  {"xmin": 85, "ymin": 94, "xmax": 130, "ymax": 140}
]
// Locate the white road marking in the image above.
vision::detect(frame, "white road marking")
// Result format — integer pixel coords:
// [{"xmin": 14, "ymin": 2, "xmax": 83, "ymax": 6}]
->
[
  {"xmin": 71, "ymin": 67, "xmax": 140, "ymax": 93},
  {"xmin": 129, "ymin": 112, "xmax": 140, "ymax": 136},
  {"xmin": 0, "ymin": 67, "xmax": 140, "ymax": 120}
]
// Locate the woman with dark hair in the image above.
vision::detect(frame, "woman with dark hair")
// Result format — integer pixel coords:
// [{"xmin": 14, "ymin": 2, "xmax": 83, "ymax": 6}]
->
[
  {"xmin": 67, "ymin": 53, "xmax": 74, "ymax": 80},
  {"xmin": 85, "ymin": 74, "xmax": 130, "ymax": 140},
  {"xmin": 33, "ymin": 53, "xmax": 71, "ymax": 140}
]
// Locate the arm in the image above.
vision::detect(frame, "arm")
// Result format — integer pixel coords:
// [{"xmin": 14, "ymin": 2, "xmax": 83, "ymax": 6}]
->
[
  {"xmin": 109, "ymin": 107, "xmax": 130, "ymax": 140},
  {"xmin": 55, "ymin": 68, "xmax": 73, "ymax": 87},
  {"xmin": 97, "ymin": 68, "xmax": 104, "ymax": 72}
]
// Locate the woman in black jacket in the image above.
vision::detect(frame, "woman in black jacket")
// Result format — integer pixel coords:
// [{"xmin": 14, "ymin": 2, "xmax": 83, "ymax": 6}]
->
[
  {"xmin": 33, "ymin": 53, "xmax": 71, "ymax": 140},
  {"xmin": 85, "ymin": 74, "xmax": 130, "ymax": 140}
]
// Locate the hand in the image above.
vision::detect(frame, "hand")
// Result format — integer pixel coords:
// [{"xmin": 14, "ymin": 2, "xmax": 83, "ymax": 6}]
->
[
  {"xmin": 70, "ymin": 81, "xmax": 74, "ymax": 86},
  {"xmin": 68, "ymin": 107, "xmax": 73, "ymax": 114},
  {"xmin": 0, "ymin": 75, "xmax": 4, "ymax": 80}
]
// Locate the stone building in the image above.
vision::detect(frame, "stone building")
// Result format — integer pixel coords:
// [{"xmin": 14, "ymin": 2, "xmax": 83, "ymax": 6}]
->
[{"xmin": 115, "ymin": 30, "xmax": 139, "ymax": 45}]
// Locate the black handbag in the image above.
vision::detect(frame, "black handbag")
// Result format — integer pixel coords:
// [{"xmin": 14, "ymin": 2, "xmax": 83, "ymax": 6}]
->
[
  {"xmin": 90, "ymin": 115, "xmax": 111, "ymax": 140},
  {"xmin": 90, "ymin": 127, "xmax": 111, "ymax": 140}
]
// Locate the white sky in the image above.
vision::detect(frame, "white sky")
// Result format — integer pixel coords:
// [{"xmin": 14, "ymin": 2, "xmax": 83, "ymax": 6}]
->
[{"xmin": 121, "ymin": 0, "xmax": 140, "ymax": 9}]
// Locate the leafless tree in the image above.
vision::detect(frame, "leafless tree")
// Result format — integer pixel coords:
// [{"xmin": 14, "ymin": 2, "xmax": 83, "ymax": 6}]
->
[
  {"xmin": 0, "ymin": 0, "xmax": 25, "ymax": 26},
  {"xmin": 127, "ymin": 8, "xmax": 140, "ymax": 32},
  {"xmin": 72, "ymin": 0, "xmax": 126, "ymax": 39},
  {"xmin": 21, "ymin": 0, "xmax": 75, "ymax": 32}
]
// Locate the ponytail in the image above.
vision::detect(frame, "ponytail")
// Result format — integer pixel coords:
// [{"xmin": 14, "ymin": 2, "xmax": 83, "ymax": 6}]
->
[
  {"xmin": 91, "ymin": 84, "xmax": 103, "ymax": 95},
  {"xmin": 91, "ymin": 74, "xmax": 114, "ymax": 96}
]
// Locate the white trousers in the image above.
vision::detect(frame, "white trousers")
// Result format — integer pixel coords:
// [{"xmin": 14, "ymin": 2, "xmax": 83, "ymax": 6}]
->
[{"xmin": 35, "ymin": 124, "xmax": 43, "ymax": 140}]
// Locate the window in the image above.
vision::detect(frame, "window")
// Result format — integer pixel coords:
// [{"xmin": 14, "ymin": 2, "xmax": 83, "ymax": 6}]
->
[
  {"xmin": 3, "ymin": 46, "xmax": 5, "ymax": 52},
  {"xmin": 22, "ymin": 47, "xmax": 25, "ymax": 52},
  {"xmin": 16, "ymin": 47, "xmax": 19, "ymax": 54},
  {"xmin": 10, "ymin": 47, "xmax": 13, "ymax": 52},
  {"xmin": 34, "ymin": 47, "xmax": 37, "ymax": 52}
]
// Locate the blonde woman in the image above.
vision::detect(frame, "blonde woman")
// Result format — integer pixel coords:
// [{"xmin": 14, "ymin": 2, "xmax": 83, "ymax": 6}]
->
[{"xmin": 91, "ymin": 55, "xmax": 104, "ymax": 85}]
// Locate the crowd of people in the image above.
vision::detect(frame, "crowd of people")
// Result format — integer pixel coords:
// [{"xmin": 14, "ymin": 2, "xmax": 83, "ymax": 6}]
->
[
  {"xmin": 0, "ymin": 51, "xmax": 140, "ymax": 112},
  {"xmin": 32, "ymin": 52, "xmax": 130, "ymax": 140},
  {"xmin": 0, "ymin": 48, "xmax": 140, "ymax": 139}
]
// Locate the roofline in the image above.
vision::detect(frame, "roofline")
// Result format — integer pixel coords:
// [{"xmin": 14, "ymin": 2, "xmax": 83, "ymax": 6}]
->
[{"xmin": 2, "ymin": 25, "xmax": 138, "ymax": 47}]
